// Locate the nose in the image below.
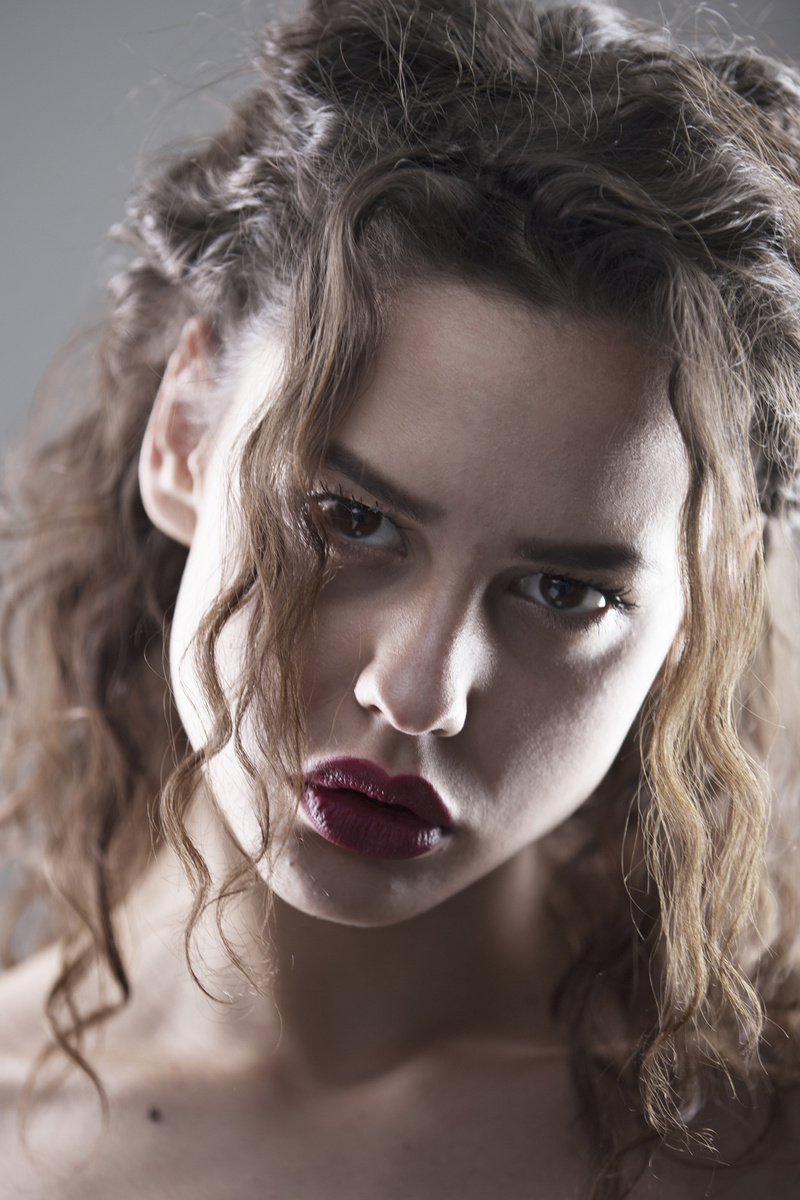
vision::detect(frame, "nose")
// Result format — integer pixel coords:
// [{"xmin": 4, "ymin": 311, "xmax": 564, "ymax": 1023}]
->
[{"xmin": 353, "ymin": 587, "xmax": 486, "ymax": 737}]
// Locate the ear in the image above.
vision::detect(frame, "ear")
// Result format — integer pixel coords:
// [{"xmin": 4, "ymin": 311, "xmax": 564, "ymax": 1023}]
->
[{"xmin": 139, "ymin": 316, "xmax": 214, "ymax": 546}]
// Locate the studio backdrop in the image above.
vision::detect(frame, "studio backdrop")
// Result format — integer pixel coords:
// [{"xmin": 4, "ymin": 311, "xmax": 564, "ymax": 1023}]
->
[{"xmin": 3, "ymin": 0, "xmax": 800, "ymax": 448}]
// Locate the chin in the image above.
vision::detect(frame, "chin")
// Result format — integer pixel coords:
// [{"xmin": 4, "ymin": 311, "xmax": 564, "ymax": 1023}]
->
[{"xmin": 266, "ymin": 831, "xmax": 466, "ymax": 928}]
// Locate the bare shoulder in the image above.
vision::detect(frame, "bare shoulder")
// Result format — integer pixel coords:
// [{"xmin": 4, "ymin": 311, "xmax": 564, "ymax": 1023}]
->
[
  {"xmin": 0, "ymin": 947, "xmax": 59, "ymax": 1070},
  {"xmin": 0, "ymin": 948, "xmax": 63, "ymax": 1198}
]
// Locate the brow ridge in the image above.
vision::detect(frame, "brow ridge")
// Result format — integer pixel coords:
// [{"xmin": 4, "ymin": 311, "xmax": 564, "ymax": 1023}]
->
[
  {"xmin": 323, "ymin": 443, "xmax": 444, "ymax": 523},
  {"xmin": 513, "ymin": 538, "xmax": 648, "ymax": 576},
  {"xmin": 324, "ymin": 442, "xmax": 649, "ymax": 575}
]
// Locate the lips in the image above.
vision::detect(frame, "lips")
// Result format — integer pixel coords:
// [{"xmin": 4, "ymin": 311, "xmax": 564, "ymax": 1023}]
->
[{"xmin": 301, "ymin": 757, "xmax": 453, "ymax": 860}]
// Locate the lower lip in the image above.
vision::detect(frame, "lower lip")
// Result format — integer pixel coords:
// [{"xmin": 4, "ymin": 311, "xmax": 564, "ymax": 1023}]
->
[{"xmin": 301, "ymin": 785, "xmax": 447, "ymax": 860}]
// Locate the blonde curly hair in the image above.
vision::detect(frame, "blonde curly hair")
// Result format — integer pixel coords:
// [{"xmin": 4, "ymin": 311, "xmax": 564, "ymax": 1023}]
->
[{"xmin": 2, "ymin": 2, "xmax": 800, "ymax": 1194}]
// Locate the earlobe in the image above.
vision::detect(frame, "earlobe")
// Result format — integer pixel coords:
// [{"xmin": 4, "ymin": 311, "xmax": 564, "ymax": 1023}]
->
[{"xmin": 139, "ymin": 316, "xmax": 213, "ymax": 547}]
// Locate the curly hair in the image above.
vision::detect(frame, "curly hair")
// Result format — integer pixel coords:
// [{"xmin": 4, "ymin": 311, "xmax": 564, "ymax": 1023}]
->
[{"xmin": 3, "ymin": 1, "xmax": 800, "ymax": 1195}]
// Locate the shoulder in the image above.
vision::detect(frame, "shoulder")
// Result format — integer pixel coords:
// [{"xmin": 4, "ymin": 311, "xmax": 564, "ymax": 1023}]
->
[
  {"xmin": 0, "ymin": 944, "xmax": 171, "ymax": 1200},
  {"xmin": 0, "ymin": 948, "xmax": 64, "ymax": 1197},
  {"xmin": 0, "ymin": 946, "xmax": 60, "ymax": 1074}
]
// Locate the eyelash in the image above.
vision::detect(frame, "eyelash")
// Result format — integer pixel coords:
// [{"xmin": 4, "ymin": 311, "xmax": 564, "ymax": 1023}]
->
[
  {"xmin": 311, "ymin": 488, "xmax": 406, "ymax": 557},
  {"xmin": 513, "ymin": 575, "xmax": 634, "ymax": 632},
  {"xmin": 312, "ymin": 489, "xmax": 634, "ymax": 626},
  {"xmin": 314, "ymin": 486, "xmax": 388, "ymax": 519}
]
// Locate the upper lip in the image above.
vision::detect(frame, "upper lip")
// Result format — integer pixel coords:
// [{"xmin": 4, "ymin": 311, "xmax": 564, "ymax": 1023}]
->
[{"xmin": 304, "ymin": 757, "xmax": 453, "ymax": 829}]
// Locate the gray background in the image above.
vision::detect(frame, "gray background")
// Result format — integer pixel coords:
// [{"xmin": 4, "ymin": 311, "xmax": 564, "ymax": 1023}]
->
[{"xmin": 3, "ymin": 0, "xmax": 800, "ymax": 446}]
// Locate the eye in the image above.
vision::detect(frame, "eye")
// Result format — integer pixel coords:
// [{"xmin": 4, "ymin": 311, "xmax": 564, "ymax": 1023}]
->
[
  {"xmin": 515, "ymin": 572, "xmax": 612, "ymax": 615},
  {"xmin": 314, "ymin": 493, "xmax": 403, "ymax": 550}
]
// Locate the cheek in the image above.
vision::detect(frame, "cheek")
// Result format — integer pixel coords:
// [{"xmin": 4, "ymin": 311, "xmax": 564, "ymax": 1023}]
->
[
  {"xmin": 168, "ymin": 452, "xmax": 249, "ymax": 749},
  {"xmin": 300, "ymin": 611, "xmax": 362, "ymax": 719},
  {"xmin": 299, "ymin": 563, "xmax": 682, "ymax": 875},
  {"xmin": 470, "ymin": 621, "xmax": 679, "ymax": 839},
  {"xmin": 169, "ymin": 551, "xmax": 216, "ymax": 750},
  {"xmin": 305, "ymin": 613, "xmax": 675, "ymax": 835}
]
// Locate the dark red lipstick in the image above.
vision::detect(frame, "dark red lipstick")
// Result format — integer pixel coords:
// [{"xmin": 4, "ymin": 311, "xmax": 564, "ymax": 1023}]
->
[{"xmin": 301, "ymin": 758, "xmax": 453, "ymax": 860}]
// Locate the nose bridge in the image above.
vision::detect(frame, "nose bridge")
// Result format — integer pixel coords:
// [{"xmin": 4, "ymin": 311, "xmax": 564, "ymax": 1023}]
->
[{"xmin": 353, "ymin": 575, "xmax": 483, "ymax": 737}]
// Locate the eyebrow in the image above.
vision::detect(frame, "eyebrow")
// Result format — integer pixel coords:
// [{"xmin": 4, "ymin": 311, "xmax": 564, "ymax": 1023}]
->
[
  {"xmin": 323, "ymin": 442, "xmax": 649, "ymax": 577},
  {"xmin": 513, "ymin": 538, "xmax": 648, "ymax": 576},
  {"xmin": 323, "ymin": 443, "xmax": 445, "ymax": 523}
]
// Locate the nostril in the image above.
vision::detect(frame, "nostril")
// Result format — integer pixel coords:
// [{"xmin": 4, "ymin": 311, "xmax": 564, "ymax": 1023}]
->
[
  {"xmin": 353, "ymin": 657, "xmax": 468, "ymax": 737},
  {"xmin": 352, "ymin": 598, "xmax": 482, "ymax": 737}
]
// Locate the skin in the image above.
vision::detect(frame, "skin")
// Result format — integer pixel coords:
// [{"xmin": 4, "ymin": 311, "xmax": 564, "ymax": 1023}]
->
[
  {"xmin": 0, "ymin": 280, "xmax": 797, "ymax": 1198},
  {"xmin": 166, "ymin": 281, "xmax": 687, "ymax": 929}
]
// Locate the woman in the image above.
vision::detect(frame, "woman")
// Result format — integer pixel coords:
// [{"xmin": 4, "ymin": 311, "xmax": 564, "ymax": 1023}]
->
[{"xmin": 0, "ymin": 0, "xmax": 798, "ymax": 1195}]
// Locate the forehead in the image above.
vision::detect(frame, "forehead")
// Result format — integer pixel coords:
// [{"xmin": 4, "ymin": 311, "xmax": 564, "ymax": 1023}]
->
[{"xmin": 335, "ymin": 281, "xmax": 688, "ymax": 550}]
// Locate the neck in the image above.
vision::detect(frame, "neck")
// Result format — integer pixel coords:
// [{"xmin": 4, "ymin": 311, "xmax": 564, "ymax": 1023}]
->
[
  {"xmin": 266, "ymin": 845, "xmax": 567, "ymax": 1083},
  {"xmin": 128, "ymin": 791, "xmax": 569, "ymax": 1084}
]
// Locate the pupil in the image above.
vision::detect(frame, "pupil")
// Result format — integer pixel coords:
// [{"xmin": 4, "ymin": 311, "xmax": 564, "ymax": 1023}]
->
[
  {"xmin": 334, "ymin": 500, "xmax": 379, "ymax": 538},
  {"xmin": 541, "ymin": 575, "xmax": 589, "ymax": 609}
]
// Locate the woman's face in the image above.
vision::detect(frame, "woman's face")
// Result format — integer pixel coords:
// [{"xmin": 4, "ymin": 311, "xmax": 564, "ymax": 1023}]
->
[{"xmin": 166, "ymin": 280, "xmax": 689, "ymax": 926}]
